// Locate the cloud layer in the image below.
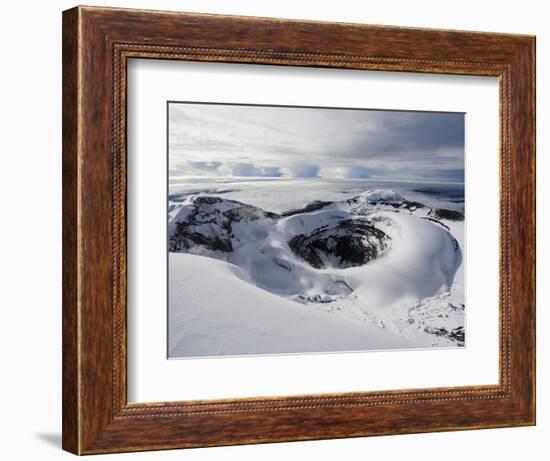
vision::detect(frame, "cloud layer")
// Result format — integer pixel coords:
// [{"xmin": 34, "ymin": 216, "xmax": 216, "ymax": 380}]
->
[{"xmin": 169, "ymin": 103, "xmax": 464, "ymax": 182}]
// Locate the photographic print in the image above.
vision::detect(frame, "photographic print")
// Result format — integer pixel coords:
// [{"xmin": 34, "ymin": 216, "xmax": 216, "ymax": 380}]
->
[{"xmin": 167, "ymin": 102, "xmax": 465, "ymax": 358}]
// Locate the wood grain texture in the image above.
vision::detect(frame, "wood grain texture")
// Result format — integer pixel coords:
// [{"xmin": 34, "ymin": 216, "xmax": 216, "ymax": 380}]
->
[
  {"xmin": 62, "ymin": 5, "xmax": 536, "ymax": 455},
  {"xmin": 62, "ymin": 7, "xmax": 80, "ymax": 454}
]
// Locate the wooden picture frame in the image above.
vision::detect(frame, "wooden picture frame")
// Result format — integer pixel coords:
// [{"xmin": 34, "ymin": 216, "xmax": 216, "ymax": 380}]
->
[{"xmin": 62, "ymin": 5, "xmax": 536, "ymax": 455}]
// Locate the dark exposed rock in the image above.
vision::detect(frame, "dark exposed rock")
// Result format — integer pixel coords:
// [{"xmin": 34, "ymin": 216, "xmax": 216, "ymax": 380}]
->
[
  {"xmin": 345, "ymin": 193, "xmax": 425, "ymax": 213},
  {"xmin": 429, "ymin": 208, "xmax": 464, "ymax": 221},
  {"xmin": 383, "ymin": 200, "xmax": 426, "ymax": 211},
  {"xmin": 280, "ymin": 200, "xmax": 332, "ymax": 217},
  {"xmin": 295, "ymin": 294, "xmax": 337, "ymax": 304},
  {"xmin": 288, "ymin": 218, "xmax": 390, "ymax": 269},
  {"xmin": 424, "ymin": 326, "xmax": 465, "ymax": 346},
  {"xmin": 168, "ymin": 196, "xmax": 277, "ymax": 253},
  {"xmin": 224, "ymin": 205, "xmax": 278, "ymax": 222},
  {"xmin": 170, "ymin": 221, "xmax": 234, "ymax": 253}
]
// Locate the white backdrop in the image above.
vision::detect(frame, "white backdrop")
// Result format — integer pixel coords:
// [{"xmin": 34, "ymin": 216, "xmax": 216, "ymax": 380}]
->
[
  {"xmin": 0, "ymin": 1, "xmax": 546, "ymax": 460},
  {"xmin": 127, "ymin": 60, "xmax": 499, "ymax": 402}
]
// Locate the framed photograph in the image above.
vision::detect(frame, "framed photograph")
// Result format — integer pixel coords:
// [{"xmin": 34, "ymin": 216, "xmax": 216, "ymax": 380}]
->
[{"xmin": 62, "ymin": 6, "xmax": 535, "ymax": 455}]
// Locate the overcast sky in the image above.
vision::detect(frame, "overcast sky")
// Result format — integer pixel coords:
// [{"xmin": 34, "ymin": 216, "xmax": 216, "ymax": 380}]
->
[{"xmin": 169, "ymin": 102, "xmax": 464, "ymax": 182}]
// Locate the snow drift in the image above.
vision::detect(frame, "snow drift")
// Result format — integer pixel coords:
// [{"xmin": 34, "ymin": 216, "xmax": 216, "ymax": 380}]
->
[{"xmin": 169, "ymin": 253, "xmax": 417, "ymax": 357}]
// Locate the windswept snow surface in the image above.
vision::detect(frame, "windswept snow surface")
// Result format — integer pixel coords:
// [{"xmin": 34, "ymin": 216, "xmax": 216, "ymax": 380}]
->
[
  {"xmin": 169, "ymin": 254, "xmax": 417, "ymax": 357},
  {"xmin": 168, "ymin": 180, "xmax": 465, "ymax": 358}
]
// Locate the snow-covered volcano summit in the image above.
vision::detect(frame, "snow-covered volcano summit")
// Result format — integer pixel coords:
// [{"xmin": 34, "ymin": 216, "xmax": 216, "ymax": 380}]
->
[{"xmin": 168, "ymin": 188, "xmax": 465, "ymax": 353}]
